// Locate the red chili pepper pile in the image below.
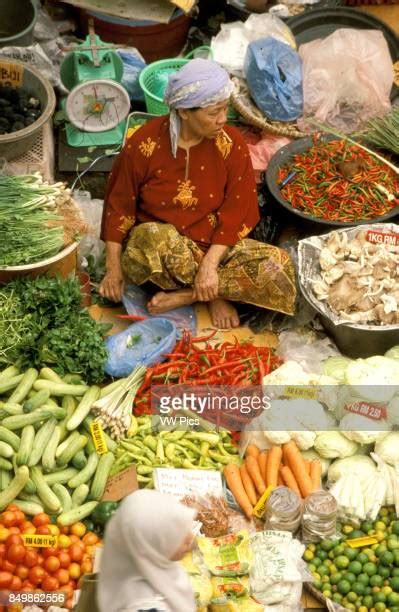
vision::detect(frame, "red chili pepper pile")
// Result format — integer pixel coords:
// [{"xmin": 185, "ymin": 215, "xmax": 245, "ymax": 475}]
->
[
  {"xmin": 133, "ymin": 330, "xmax": 281, "ymax": 417},
  {"xmin": 278, "ymin": 138, "xmax": 399, "ymax": 222}
]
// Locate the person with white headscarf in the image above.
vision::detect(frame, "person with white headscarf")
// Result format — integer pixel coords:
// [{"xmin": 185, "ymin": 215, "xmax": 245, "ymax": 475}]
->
[
  {"xmin": 100, "ymin": 58, "xmax": 296, "ymax": 327},
  {"xmin": 97, "ymin": 490, "xmax": 197, "ymax": 612}
]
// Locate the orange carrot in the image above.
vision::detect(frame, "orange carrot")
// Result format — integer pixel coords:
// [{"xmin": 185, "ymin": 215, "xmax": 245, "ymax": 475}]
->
[
  {"xmin": 277, "ymin": 473, "xmax": 284, "ymax": 486},
  {"xmin": 245, "ymin": 444, "xmax": 260, "ymax": 458},
  {"xmin": 304, "ymin": 459, "xmax": 311, "ymax": 475},
  {"xmin": 280, "ymin": 465, "xmax": 301, "ymax": 498},
  {"xmin": 246, "ymin": 455, "xmax": 266, "ymax": 495},
  {"xmin": 258, "ymin": 451, "xmax": 268, "ymax": 485},
  {"xmin": 283, "ymin": 441, "xmax": 313, "ymax": 498},
  {"xmin": 240, "ymin": 464, "xmax": 258, "ymax": 506},
  {"xmin": 310, "ymin": 459, "xmax": 322, "ymax": 491},
  {"xmin": 266, "ymin": 446, "xmax": 283, "ymax": 488},
  {"xmin": 224, "ymin": 464, "xmax": 253, "ymax": 519}
]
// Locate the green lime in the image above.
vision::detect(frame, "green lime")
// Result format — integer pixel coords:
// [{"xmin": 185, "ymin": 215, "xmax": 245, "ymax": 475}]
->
[
  {"xmin": 374, "ymin": 592, "xmax": 387, "ymax": 603},
  {"xmin": 389, "ymin": 539, "xmax": 399, "ymax": 552},
  {"xmin": 381, "ymin": 551, "xmax": 395, "ymax": 566},
  {"xmin": 344, "ymin": 547, "xmax": 359, "ymax": 560},
  {"xmin": 352, "ymin": 582, "xmax": 366, "ymax": 596},
  {"xmin": 304, "ymin": 549, "xmax": 314, "ymax": 562},
  {"xmin": 379, "ymin": 566, "xmax": 391, "ymax": 579},
  {"xmin": 363, "ymin": 594, "xmax": 374, "ymax": 608},
  {"xmin": 348, "ymin": 560, "xmax": 363, "ymax": 575},
  {"xmin": 370, "ymin": 574, "xmax": 384, "ymax": 587},
  {"xmin": 362, "ymin": 521, "xmax": 374, "ymax": 533},
  {"xmin": 388, "ymin": 592, "xmax": 399, "ymax": 606},
  {"xmin": 336, "ymin": 555, "xmax": 350, "ymax": 570},
  {"xmin": 312, "ymin": 557, "xmax": 322, "ymax": 568},
  {"xmin": 321, "ymin": 539, "xmax": 335, "ymax": 552},
  {"xmin": 343, "ymin": 572, "xmax": 356, "ymax": 584},
  {"xmin": 338, "ymin": 579, "xmax": 351, "ymax": 595},
  {"xmin": 392, "ymin": 568, "xmax": 399, "ymax": 577},
  {"xmin": 357, "ymin": 573, "xmax": 370, "ymax": 586},
  {"xmin": 375, "ymin": 603, "xmax": 386, "ymax": 612},
  {"xmin": 323, "ymin": 589, "xmax": 332, "ymax": 598},
  {"xmin": 318, "ymin": 565, "xmax": 330, "ymax": 577},
  {"xmin": 330, "ymin": 572, "xmax": 343, "ymax": 585},
  {"xmin": 364, "ymin": 562, "xmax": 378, "ymax": 576},
  {"xmin": 347, "ymin": 591, "xmax": 357, "ymax": 603},
  {"xmin": 376, "ymin": 545, "xmax": 388, "ymax": 558},
  {"xmin": 332, "ymin": 593, "xmax": 342, "ymax": 603},
  {"xmin": 313, "ymin": 579, "xmax": 322, "ymax": 590},
  {"xmin": 389, "ymin": 512, "xmax": 398, "ymax": 523},
  {"xmin": 390, "ymin": 576, "xmax": 399, "ymax": 591},
  {"xmin": 349, "ymin": 530, "xmax": 366, "ymax": 540},
  {"xmin": 317, "ymin": 550, "xmax": 328, "ymax": 561},
  {"xmin": 391, "ymin": 521, "xmax": 399, "ymax": 536},
  {"xmin": 333, "ymin": 544, "xmax": 346, "ymax": 557},
  {"xmin": 392, "ymin": 607, "xmax": 399, "ymax": 612},
  {"xmin": 357, "ymin": 553, "xmax": 369, "ymax": 565}
]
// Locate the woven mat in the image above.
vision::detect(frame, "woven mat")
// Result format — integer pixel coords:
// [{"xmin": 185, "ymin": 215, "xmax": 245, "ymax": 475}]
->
[{"xmin": 230, "ymin": 77, "xmax": 305, "ymax": 139}]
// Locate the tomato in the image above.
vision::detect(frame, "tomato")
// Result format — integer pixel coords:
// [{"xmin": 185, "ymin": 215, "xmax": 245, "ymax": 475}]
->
[
  {"xmin": 21, "ymin": 526, "xmax": 35, "ymax": 535},
  {"xmin": 82, "ymin": 532, "xmax": 99, "ymax": 546},
  {"xmin": 9, "ymin": 575, "xmax": 22, "ymax": 591},
  {"xmin": 21, "ymin": 580, "xmax": 34, "ymax": 591},
  {"xmin": 6, "ymin": 534, "xmax": 23, "ymax": 547},
  {"xmin": 59, "ymin": 525, "xmax": 70, "ymax": 535},
  {"xmin": 58, "ymin": 535, "xmax": 71, "ymax": 549},
  {"xmin": 48, "ymin": 524, "xmax": 60, "ymax": 536},
  {"xmin": 68, "ymin": 534, "xmax": 80, "ymax": 544},
  {"xmin": 58, "ymin": 551, "xmax": 71, "ymax": 569},
  {"xmin": 28, "ymin": 565, "xmax": 45, "ymax": 585},
  {"xmin": 65, "ymin": 598, "xmax": 74, "ymax": 610},
  {"xmin": 42, "ymin": 547, "xmax": 59, "ymax": 559},
  {"xmin": 32, "ymin": 513, "xmax": 50, "ymax": 528},
  {"xmin": 44, "ymin": 555, "xmax": 60, "ymax": 573},
  {"xmin": 2, "ymin": 560, "xmax": 16, "ymax": 573},
  {"xmin": 13, "ymin": 510, "xmax": 25, "ymax": 526},
  {"xmin": 1, "ymin": 512, "xmax": 16, "ymax": 528},
  {"xmin": 42, "ymin": 575, "xmax": 59, "ymax": 591},
  {"xmin": 59, "ymin": 584, "xmax": 74, "ymax": 600},
  {"xmin": 0, "ymin": 527, "xmax": 9, "ymax": 542},
  {"xmin": 68, "ymin": 562, "xmax": 81, "ymax": 579},
  {"xmin": 20, "ymin": 521, "xmax": 34, "ymax": 531},
  {"xmin": 7, "ymin": 527, "xmax": 20, "ymax": 535},
  {"xmin": 55, "ymin": 568, "xmax": 69, "ymax": 585},
  {"xmin": 0, "ymin": 571, "xmax": 12, "ymax": 588},
  {"xmin": 24, "ymin": 549, "xmax": 38, "ymax": 568},
  {"xmin": 15, "ymin": 564, "xmax": 29, "ymax": 580},
  {"xmin": 36, "ymin": 554, "xmax": 44, "ymax": 566},
  {"xmin": 70, "ymin": 522, "xmax": 86, "ymax": 538},
  {"xmin": 7, "ymin": 544, "xmax": 26, "ymax": 564},
  {"xmin": 36, "ymin": 526, "xmax": 51, "ymax": 535},
  {"xmin": 69, "ymin": 544, "xmax": 83, "ymax": 563},
  {"xmin": 80, "ymin": 559, "xmax": 93, "ymax": 575},
  {"xmin": 5, "ymin": 505, "xmax": 20, "ymax": 512}
]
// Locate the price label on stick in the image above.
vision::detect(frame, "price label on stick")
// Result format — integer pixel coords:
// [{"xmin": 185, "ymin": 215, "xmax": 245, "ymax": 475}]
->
[
  {"xmin": 90, "ymin": 421, "xmax": 108, "ymax": 455},
  {"xmin": 22, "ymin": 534, "xmax": 58, "ymax": 548}
]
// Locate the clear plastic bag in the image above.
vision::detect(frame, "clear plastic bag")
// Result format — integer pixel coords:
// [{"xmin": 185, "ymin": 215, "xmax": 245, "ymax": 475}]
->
[
  {"xmin": 244, "ymin": 37, "xmax": 303, "ymax": 122},
  {"xmin": 104, "ymin": 318, "xmax": 177, "ymax": 378},
  {"xmin": 73, "ymin": 190, "xmax": 105, "ymax": 269},
  {"xmin": 298, "ymin": 29, "xmax": 393, "ymax": 133},
  {"xmin": 276, "ymin": 329, "xmax": 339, "ymax": 374},
  {"xmin": 122, "ymin": 284, "xmax": 197, "ymax": 334}
]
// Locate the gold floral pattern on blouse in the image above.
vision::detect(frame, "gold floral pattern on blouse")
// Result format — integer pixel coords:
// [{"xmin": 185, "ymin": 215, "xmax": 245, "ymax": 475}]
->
[
  {"xmin": 237, "ymin": 223, "xmax": 251, "ymax": 240},
  {"xmin": 139, "ymin": 137, "xmax": 157, "ymax": 158},
  {"xmin": 173, "ymin": 180, "xmax": 198, "ymax": 210},
  {"xmin": 207, "ymin": 213, "xmax": 217, "ymax": 228},
  {"xmin": 118, "ymin": 215, "xmax": 135, "ymax": 233},
  {"xmin": 215, "ymin": 130, "xmax": 233, "ymax": 159}
]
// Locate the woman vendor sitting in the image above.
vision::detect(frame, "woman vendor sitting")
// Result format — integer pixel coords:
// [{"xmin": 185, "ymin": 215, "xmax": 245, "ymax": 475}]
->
[{"xmin": 100, "ymin": 58, "xmax": 296, "ymax": 329}]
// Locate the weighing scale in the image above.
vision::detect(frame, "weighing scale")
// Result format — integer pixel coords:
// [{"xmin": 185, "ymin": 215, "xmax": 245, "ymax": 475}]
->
[{"xmin": 60, "ymin": 25, "xmax": 131, "ymax": 148}]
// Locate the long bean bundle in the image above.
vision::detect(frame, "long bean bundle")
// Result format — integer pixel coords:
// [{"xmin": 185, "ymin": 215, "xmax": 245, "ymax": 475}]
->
[
  {"xmin": 361, "ymin": 106, "xmax": 399, "ymax": 154},
  {"xmin": 0, "ymin": 174, "xmax": 73, "ymax": 266}
]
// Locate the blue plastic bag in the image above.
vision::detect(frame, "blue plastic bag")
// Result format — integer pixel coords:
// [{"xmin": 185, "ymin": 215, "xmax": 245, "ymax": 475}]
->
[
  {"xmin": 105, "ymin": 317, "xmax": 177, "ymax": 378},
  {"xmin": 244, "ymin": 37, "xmax": 303, "ymax": 122},
  {"xmin": 122, "ymin": 284, "xmax": 197, "ymax": 335},
  {"xmin": 117, "ymin": 49, "xmax": 146, "ymax": 103}
]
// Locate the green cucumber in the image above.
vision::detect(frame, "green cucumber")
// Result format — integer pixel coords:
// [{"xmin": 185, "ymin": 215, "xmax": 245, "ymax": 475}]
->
[
  {"xmin": 89, "ymin": 452, "xmax": 114, "ymax": 501},
  {"xmin": 16, "ymin": 426, "xmax": 35, "ymax": 466},
  {"xmin": 33, "ymin": 380, "xmax": 89, "ymax": 397},
  {"xmin": 23, "ymin": 389, "xmax": 51, "ymax": 413},
  {"xmin": 41, "ymin": 426, "xmax": 61, "ymax": 473},
  {"xmin": 52, "ymin": 483, "xmax": 72, "ymax": 513},
  {"xmin": 8, "ymin": 368, "xmax": 39, "ymax": 404},
  {"xmin": 30, "ymin": 466, "xmax": 61, "ymax": 514},
  {"xmin": 0, "ymin": 374, "xmax": 24, "ymax": 395},
  {"xmin": 0, "ymin": 469, "xmax": 11, "ymax": 490},
  {"xmin": 59, "ymin": 396, "xmax": 76, "ymax": 442},
  {"xmin": 68, "ymin": 453, "xmax": 99, "ymax": 489},
  {"xmin": 57, "ymin": 435, "xmax": 88, "ymax": 467},
  {"xmin": 0, "ymin": 426, "xmax": 20, "ymax": 452},
  {"xmin": 66, "ymin": 386, "xmax": 100, "ymax": 431},
  {"xmin": 2, "ymin": 409, "xmax": 53, "ymax": 430},
  {"xmin": 28, "ymin": 418, "xmax": 57, "ymax": 467},
  {"xmin": 23, "ymin": 478, "xmax": 36, "ymax": 494},
  {"xmin": 57, "ymin": 501, "xmax": 99, "ymax": 526},
  {"xmin": 43, "ymin": 468, "xmax": 79, "ymax": 486},
  {"xmin": 39, "ymin": 367, "xmax": 64, "ymax": 383},
  {"xmin": 2, "ymin": 403, "xmax": 23, "ymax": 416},
  {"xmin": 0, "ymin": 365, "xmax": 19, "ymax": 381},
  {"xmin": 0, "ymin": 458, "xmax": 13, "ymax": 471},
  {"xmin": 0, "ymin": 466, "xmax": 29, "ymax": 511},
  {"xmin": 14, "ymin": 499, "xmax": 44, "ymax": 516},
  {"xmin": 72, "ymin": 450, "xmax": 87, "ymax": 470},
  {"xmin": 55, "ymin": 431, "xmax": 80, "ymax": 459},
  {"xmin": 0, "ymin": 441, "xmax": 14, "ymax": 459},
  {"xmin": 71, "ymin": 484, "xmax": 89, "ymax": 508}
]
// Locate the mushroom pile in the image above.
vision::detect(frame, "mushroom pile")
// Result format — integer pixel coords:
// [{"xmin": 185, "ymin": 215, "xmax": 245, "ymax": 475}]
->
[{"xmin": 312, "ymin": 229, "xmax": 399, "ymax": 325}]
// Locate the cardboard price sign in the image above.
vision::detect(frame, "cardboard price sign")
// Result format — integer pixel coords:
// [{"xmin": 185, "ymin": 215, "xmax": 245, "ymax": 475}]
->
[
  {"xmin": 366, "ymin": 230, "xmax": 399, "ymax": 247},
  {"xmin": 0, "ymin": 61, "xmax": 23, "ymax": 87},
  {"xmin": 345, "ymin": 401, "xmax": 387, "ymax": 421},
  {"xmin": 102, "ymin": 465, "xmax": 138, "ymax": 502}
]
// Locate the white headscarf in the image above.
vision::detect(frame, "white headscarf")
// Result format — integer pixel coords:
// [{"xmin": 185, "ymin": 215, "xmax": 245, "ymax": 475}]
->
[{"xmin": 97, "ymin": 490, "xmax": 197, "ymax": 612}]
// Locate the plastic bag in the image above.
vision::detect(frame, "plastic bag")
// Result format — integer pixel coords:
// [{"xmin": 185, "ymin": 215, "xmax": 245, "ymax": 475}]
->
[
  {"xmin": 104, "ymin": 318, "xmax": 177, "ymax": 378},
  {"xmin": 117, "ymin": 48, "xmax": 146, "ymax": 103},
  {"xmin": 0, "ymin": 44, "xmax": 59, "ymax": 87},
  {"xmin": 73, "ymin": 190, "xmax": 105, "ymax": 268},
  {"xmin": 244, "ymin": 38, "xmax": 303, "ymax": 122},
  {"xmin": 247, "ymin": 135, "xmax": 291, "ymax": 174},
  {"xmin": 276, "ymin": 329, "xmax": 339, "ymax": 374},
  {"xmin": 122, "ymin": 284, "xmax": 196, "ymax": 335},
  {"xmin": 211, "ymin": 14, "xmax": 295, "ymax": 74},
  {"xmin": 298, "ymin": 29, "xmax": 393, "ymax": 133}
]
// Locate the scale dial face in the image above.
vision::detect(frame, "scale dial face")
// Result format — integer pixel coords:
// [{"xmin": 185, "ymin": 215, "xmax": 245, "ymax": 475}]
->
[{"xmin": 66, "ymin": 79, "xmax": 130, "ymax": 133}]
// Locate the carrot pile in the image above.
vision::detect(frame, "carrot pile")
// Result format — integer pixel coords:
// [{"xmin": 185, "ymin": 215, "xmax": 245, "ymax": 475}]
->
[
  {"xmin": 223, "ymin": 441, "xmax": 322, "ymax": 519},
  {"xmin": 133, "ymin": 330, "xmax": 281, "ymax": 417}
]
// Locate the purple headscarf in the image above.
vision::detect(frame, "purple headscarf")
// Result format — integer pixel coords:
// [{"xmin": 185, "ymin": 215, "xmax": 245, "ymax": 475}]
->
[{"xmin": 164, "ymin": 58, "xmax": 234, "ymax": 157}]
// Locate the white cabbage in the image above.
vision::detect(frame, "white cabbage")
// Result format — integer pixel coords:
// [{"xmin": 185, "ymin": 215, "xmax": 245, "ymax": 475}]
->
[
  {"xmin": 375, "ymin": 433, "xmax": 399, "ymax": 466},
  {"xmin": 345, "ymin": 356, "xmax": 399, "ymax": 403},
  {"xmin": 314, "ymin": 431, "xmax": 358, "ymax": 459},
  {"xmin": 289, "ymin": 431, "xmax": 316, "ymax": 451},
  {"xmin": 340, "ymin": 413, "xmax": 390, "ymax": 445},
  {"xmin": 328, "ymin": 455, "xmax": 377, "ymax": 485}
]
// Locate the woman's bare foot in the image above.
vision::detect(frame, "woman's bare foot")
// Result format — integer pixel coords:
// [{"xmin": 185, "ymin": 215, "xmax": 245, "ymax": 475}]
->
[
  {"xmin": 147, "ymin": 289, "xmax": 195, "ymax": 314},
  {"xmin": 208, "ymin": 299, "xmax": 240, "ymax": 329}
]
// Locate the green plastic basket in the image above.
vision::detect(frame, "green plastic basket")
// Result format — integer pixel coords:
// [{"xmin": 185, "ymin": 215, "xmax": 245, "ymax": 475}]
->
[{"xmin": 139, "ymin": 47, "xmax": 215, "ymax": 116}]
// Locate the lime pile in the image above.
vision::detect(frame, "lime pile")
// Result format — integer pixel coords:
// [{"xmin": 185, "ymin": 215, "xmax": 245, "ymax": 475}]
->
[{"xmin": 304, "ymin": 507, "xmax": 399, "ymax": 612}]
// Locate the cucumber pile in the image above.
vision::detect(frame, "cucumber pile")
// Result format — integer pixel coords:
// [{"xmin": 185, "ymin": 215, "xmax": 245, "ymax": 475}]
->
[{"xmin": 0, "ymin": 365, "xmax": 116, "ymax": 525}]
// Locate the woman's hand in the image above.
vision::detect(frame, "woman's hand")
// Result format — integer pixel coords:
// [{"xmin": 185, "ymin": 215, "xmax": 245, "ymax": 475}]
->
[
  {"xmin": 99, "ymin": 269, "xmax": 125, "ymax": 302},
  {"xmin": 194, "ymin": 261, "xmax": 219, "ymax": 302}
]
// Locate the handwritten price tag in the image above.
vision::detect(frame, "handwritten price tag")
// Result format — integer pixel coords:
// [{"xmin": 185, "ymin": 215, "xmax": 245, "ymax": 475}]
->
[
  {"xmin": 284, "ymin": 386, "xmax": 319, "ymax": 400},
  {"xmin": 22, "ymin": 534, "xmax": 58, "ymax": 548},
  {"xmin": 90, "ymin": 421, "xmax": 108, "ymax": 455},
  {"xmin": 366, "ymin": 230, "xmax": 399, "ymax": 247},
  {"xmin": 0, "ymin": 61, "xmax": 23, "ymax": 87}
]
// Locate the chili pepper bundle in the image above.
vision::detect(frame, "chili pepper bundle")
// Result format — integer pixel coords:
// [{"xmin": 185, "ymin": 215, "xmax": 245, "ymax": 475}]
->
[
  {"xmin": 278, "ymin": 138, "xmax": 399, "ymax": 222},
  {"xmin": 133, "ymin": 330, "xmax": 281, "ymax": 418}
]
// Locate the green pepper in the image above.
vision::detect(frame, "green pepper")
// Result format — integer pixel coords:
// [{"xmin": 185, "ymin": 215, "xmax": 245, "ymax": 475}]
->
[
  {"xmin": 83, "ymin": 518, "xmax": 95, "ymax": 532},
  {"xmin": 91, "ymin": 501, "xmax": 119, "ymax": 526}
]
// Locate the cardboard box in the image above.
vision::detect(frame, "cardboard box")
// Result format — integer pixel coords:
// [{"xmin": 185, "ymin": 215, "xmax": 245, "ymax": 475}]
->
[{"xmin": 61, "ymin": 0, "xmax": 195, "ymax": 23}]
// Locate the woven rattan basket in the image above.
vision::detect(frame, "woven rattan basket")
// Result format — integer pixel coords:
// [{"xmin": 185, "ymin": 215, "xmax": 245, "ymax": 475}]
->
[{"xmin": 230, "ymin": 77, "xmax": 305, "ymax": 139}]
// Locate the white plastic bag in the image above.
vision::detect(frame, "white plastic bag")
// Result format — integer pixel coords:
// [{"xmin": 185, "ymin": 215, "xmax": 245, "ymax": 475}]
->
[
  {"xmin": 73, "ymin": 190, "xmax": 105, "ymax": 267},
  {"xmin": 299, "ymin": 29, "xmax": 393, "ymax": 132}
]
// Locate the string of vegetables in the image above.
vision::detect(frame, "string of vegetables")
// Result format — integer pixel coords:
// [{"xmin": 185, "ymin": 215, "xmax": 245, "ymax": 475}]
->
[
  {"xmin": 278, "ymin": 137, "xmax": 399, "ymax": 222},
  {"xmin": 133, "ymin": 330, "xmax": 281, "ymax": 417},
  {"xmin": 360, "ymin": 106, "xmax": 399, "ymax": 154}
]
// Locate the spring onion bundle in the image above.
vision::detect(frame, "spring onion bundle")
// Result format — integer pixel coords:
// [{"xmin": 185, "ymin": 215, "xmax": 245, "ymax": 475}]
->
[
  {"xmin": 361, "ymin": 106, "xmax": 399, "ymax": 155},
  {"xmin": 0, "ymin": 173, "xmax": 82, "ymax": 266}
]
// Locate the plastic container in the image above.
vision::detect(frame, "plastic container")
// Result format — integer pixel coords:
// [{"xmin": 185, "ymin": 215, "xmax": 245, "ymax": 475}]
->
[
  {"xmin": 0, "ymin": 59, "xmax": 56, "ymax": 161},
  {"xmin": 0, "ymin": 0, "xmax": 37, "ymax": 47},
  {"xmin": 0, "ymin": 242, "xmax": 78, "ymax": 284},
  {"xmin": 266, "ymin": 136, "xmax": 399, "ymax": 228},
  {"xmin": 263, "ymin": 486, "xmax": 302, "ymax": 533},
  {"xmin": 77, "ymin": 9, "xmax": 191, "ymax": 64},
  {"xmin": 302, "ymin": 490, "xmax": 337, "ymax": 543}
]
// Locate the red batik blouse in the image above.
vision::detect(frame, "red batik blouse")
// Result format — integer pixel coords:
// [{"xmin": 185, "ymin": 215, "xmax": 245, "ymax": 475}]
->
[{"xmin": 100, "ymin": 116, "xmax": 259, "ymax": 249}]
